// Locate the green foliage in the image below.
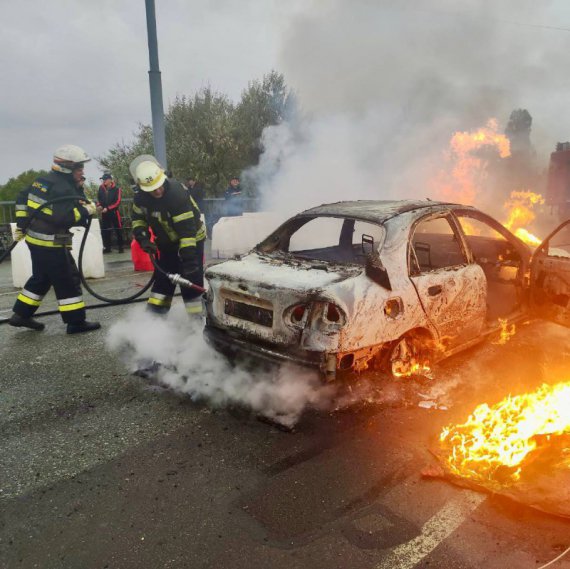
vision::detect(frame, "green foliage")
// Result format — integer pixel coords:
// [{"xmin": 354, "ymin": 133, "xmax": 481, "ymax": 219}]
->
[
  {"xmin": 234, "ymin": 70, "xmax": 294, "ymax": 169},
  {"xmin": 166, "ymin": 87, "xmax": 239, "ymax": 193},
  {"xmin": 98, "ymin": 71, "xmax": 292, "ymax": 197},
  {"xmin": 0, "ymin": 169, "xmax": 49, "ymax": 201},
  {"xmin": 98, "ymin": 124, "xmax": 154, "ymax": 197}
]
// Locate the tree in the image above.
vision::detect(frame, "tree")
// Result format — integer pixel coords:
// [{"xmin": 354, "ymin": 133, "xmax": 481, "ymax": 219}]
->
[
  {"xmin": 0, "ymin": 169, "xmax": 49, "ymax": 201},
  {"xmin": 233, "ymin": 70, "xmax": 294, "ymax": 170},
  {"xmin": 165, "ymin": 87, "xmax": 240, "ymax": 193},
  {"xmin": 505, "ymin": 109, "xmax": 533, "ymax": 157},
  {"xmin": 502, "ymin": 108, "xmax": 538, "ymax": 193},
  {"xmin": 98, "ymin": 124, "xmax": 154, "ymax": 197},
  {"xmin": 98, "ymin": 71, "xmax": 293, "ymax": 197}
]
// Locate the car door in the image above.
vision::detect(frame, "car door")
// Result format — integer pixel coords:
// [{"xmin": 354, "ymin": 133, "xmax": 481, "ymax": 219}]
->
[
  {"xmin": 409, "ymin": 213, "xmax": 487, "ymax": 350},
  {"xmin": 529, "ymin": 219, "xmax": 570, "ymax": 328}
]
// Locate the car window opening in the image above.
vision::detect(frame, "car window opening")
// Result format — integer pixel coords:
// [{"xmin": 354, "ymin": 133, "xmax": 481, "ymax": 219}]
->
[
  {"xmin": 459, "ymin": 214, "xmax": 527, "ymax": 321},
  {"xmin": 258, "ymin": 216, "xmax": 385, "ymax": 267}
]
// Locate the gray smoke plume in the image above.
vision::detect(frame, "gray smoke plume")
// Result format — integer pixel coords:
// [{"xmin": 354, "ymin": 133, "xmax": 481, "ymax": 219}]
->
[
  {"xmin": 107, "ymin": 306, "xmax": 341, "ymax": 427},
  {"xmin": 248, "ymin": 0, "xmax": 569, "ymax": 213}
]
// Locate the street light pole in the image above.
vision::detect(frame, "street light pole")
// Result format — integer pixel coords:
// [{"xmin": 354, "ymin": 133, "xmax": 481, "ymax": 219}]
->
[{"xmin": 144, "ymin": 0, "xmax": 167, "ymax": 169}]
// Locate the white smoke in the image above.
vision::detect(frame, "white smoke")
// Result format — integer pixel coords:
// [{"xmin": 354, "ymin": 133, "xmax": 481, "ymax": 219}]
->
[
  {"xmin": 107, "ymin": 305, "xmax": 341, "ymax": 427},
  {"xmin": 248, "ymin": 0, "xmax": 570, "ymax": 212}
]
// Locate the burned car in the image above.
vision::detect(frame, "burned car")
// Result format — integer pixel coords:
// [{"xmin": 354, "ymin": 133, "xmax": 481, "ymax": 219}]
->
[{"xmin": 204, "ymin": 200, "xmax": 570, "ymax": 379}]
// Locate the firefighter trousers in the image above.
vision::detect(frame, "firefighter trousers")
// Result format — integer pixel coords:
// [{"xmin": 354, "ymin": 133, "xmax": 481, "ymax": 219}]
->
[
  {"xmin": 13, "ymin": 244, "xmax": 86, "ymax": 324},
  {"xmin": 147, "ymin": 241, "xmax": 204, "ymax": 315},
  {"xmin": 101, "ymin": 210, "xmax": 123, "ymax": 251}
]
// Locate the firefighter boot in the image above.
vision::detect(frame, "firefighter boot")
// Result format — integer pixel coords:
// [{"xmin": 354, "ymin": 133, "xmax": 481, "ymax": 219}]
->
[
  {"xmin": 8, "ymin": 313, "xmax": 45, "ymax": 331},
  {"xmin": 66, "ymin": 321, "xmax": 102, "ymax": 335}
]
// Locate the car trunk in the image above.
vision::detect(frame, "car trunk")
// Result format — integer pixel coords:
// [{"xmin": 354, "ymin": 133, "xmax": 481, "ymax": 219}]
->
[{"xmin": 204, "ymin": 252, "xmax": 361, "ymax": 346}]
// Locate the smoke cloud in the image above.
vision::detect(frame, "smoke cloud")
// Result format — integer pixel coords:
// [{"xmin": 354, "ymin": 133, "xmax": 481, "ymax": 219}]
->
[
  {"xmin": 107, "ymin": 306, "xmax": 342, "ymax": 427},
  {"xmin": 249, "ymin": 0, "xmax": 569, "ymax": 214},
  {"xmin": 106, "ymin": 306, "xmax": 420, "ymax": 426}
]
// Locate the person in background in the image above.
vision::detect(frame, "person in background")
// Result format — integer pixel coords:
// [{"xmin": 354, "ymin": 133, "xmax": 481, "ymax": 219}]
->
[
  {"xmin": 97, "ymin": 173, "xmax": 124, "ymax": 254},
  {"xmin": 185, "ymin": 175, "xmax": 205, "ymax": 212},
  {"xmin": 223, "ymin": 175, "xmax": 243, "ymax": 216},
  {"xmin": 131, "ymin": 158, "xmax": 206, "ymax": 316},
  {"xmin": 8, "ymin": 144, "xmax": 100, "ymax": 334}
]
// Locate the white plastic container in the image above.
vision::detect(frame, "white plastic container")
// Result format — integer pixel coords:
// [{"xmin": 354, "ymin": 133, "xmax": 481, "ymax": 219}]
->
[
  {"xmin": 10, "ymin": 221, "xmax": 105, "ymax": 288},
  {"xmin": 70, "ymin": 219, "xmax": 105, "ymax": 278},
  {"xmin": 9, "ymin": 224, "xmax": 32, "ymax": 288}
]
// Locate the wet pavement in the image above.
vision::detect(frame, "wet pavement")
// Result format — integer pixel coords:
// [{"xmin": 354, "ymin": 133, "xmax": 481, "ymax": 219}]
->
[{"xmin": 1, "ymin": 252, "xmax": 570, "ymax": 569}]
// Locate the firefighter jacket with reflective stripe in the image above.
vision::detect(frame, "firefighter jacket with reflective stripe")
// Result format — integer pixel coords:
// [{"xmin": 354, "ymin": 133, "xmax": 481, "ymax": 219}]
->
[
  {"xmin": 16, "ymin": 170, "xmax": 89, "ymax": 248},
  {"xmin": 97, "ymin": 183, "xmax": 122, "ymax": 210},
  {"xmin": 131, "ymin": 179, "xmax": 206, "ymax": 260}
]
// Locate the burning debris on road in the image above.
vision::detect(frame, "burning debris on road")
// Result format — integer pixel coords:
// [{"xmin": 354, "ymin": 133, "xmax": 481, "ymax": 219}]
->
[{"xmin": 428, "ymin": 381, "xmax": 570, "ymax": 518}]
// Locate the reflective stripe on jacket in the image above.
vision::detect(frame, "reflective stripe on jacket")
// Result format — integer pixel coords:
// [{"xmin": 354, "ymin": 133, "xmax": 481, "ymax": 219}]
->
[
  {"xmin": 16, "ymin": 170, "xmax": 87, "ymax": 247},
  {"xmin": 131, "ymin": 179, "xmax": 206, "ymax": 259}
]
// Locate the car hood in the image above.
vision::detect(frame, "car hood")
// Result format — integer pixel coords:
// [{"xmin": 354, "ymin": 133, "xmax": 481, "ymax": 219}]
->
[{"xmin": 205, "ymin": 252, "xmax": 363, "ymax": 292}]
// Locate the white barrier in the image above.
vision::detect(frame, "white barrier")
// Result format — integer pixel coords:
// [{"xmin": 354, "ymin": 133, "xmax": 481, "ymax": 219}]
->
[
  {"xmin": 10, "ymin": 220, "xmax": 105, "ymax": 288},
  {"xmin": 210, "ymin": 212, "xmax": 288, "ymax": 258}
]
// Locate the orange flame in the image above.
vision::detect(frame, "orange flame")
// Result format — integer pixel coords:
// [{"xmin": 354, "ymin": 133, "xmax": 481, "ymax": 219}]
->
[
  {"xmin": 431, "ymin": 119, "xmax": 510, "ymax": 205},
  {"xmin": 439, "ymin": 382, "xmax": 570, "ymax": 490},
  {"xmin": 393, "ymin": 362, "xmax": 432, "ymax": 379},
  {"xmin": 492, "ymin": 318, "xmax": 516, "ymax": 345},
  {"xmin": 431, "ymin": 120, "xmax": 544, "ymax": 246},
  {"xmin": 502, "ymin": 191, "xmax": 544, "ymax": 246}
]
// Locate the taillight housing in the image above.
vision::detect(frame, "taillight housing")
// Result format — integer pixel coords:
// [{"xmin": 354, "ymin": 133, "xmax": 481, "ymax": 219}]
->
[
  {"xmin": 322, "ymin": 302, "xmax": 346, "ymax": 326},
  {"xmin": 286, "ymin": 303, "xmax": 309, "ymax": 327},
  {"xmin": 285, "ymin": 301, "xmax": 347, "ymax": 329}
]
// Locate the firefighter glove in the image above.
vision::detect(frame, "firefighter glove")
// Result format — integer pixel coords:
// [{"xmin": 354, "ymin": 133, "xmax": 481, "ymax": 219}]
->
[
  {"xmin": 82, "ymin": 201, "xmax": 98, "ymax": 217},
  {"xmin": 13, "ymin": 228, "xmax": 25, "ymax": 242},
  {"xmin": 140, "ymin": 239, "xmax": 158, "ymax": 255}
]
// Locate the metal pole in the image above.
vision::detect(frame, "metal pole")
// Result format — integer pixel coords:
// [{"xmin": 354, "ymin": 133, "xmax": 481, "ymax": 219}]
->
[{"xmin": 144, "ymin": 0, "xmax": 168, "ymax": 169}]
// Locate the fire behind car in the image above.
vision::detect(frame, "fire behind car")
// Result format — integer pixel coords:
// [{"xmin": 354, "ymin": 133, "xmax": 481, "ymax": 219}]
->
[{"xmin": 204, "ymin": 200, "xmax": 570, "ymax": 379}]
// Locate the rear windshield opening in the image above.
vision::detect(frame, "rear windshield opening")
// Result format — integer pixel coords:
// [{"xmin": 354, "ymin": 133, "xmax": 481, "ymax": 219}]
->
[{"xmin": 259, "ymin": 216, "xmax": 385, "ymax": 266}]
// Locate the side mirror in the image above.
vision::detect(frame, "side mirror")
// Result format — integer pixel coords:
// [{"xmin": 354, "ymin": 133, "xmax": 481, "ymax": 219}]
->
[{"xmin": 365, "ymin": 253, "xmax": 392, "ymax": 290}]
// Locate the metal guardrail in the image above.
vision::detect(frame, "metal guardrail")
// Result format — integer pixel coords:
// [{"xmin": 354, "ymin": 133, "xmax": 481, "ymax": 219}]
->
[{"xmin": 0, "ymin": 197, "xmax": 261, "ymax": 253}]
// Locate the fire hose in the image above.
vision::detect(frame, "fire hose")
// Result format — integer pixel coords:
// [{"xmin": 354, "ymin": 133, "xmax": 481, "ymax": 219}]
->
[{"xmin": 0, "ymin": 196, "xmax": 205, "ymax": 324}]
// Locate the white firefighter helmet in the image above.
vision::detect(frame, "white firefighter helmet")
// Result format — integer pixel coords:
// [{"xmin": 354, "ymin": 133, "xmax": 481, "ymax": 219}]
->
[
  {"xmin": 135, "ymin": 160, "xmax": 167, "ymax": 192},
  {"xmin": 53, "ymin": 144, "xmax": 91, "ymax": 173},
  {"xmin": 129, "ymin": 154, "xmax": 163, "ymax": 181}
]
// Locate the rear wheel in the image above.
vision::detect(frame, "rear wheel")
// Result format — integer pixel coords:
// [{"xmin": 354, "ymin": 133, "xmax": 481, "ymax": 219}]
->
[{"xmin": 383, "ymin": 332, "xmax": 433, "ymax": 379}]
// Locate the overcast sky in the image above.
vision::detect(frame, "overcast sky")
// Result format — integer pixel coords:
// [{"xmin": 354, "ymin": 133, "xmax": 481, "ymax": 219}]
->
[
  {"xmin": 0, "ymin": 0, "xmax": 301, "ymax": 184},
  {"xmin": 2, "ymin": 0, "xmax": 570, "ymax": 203}
]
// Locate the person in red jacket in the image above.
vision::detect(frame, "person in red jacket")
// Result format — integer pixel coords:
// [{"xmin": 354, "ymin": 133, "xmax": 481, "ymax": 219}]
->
[{"xmin": 97, "ymin": 173, "xmax": 124, "ymax": 253}]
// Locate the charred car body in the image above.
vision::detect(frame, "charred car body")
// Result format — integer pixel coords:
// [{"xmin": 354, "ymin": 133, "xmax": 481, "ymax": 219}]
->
[{"xmin": 204, "ymin": 200, "xmax": 570, "ymax": 378}]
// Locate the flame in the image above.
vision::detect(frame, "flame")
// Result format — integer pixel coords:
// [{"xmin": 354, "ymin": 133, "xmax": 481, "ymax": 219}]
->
[
  {"xmin": 393, "ymin": 361, "xmax": 431, "ymax": 378},
  {"xmin": 431, "ymin": 119, "xmax": 510, "ymax": 205},
  {"xmin": 492, "ymin": 318, "xmax": 516, "ymax": 345},
  {"xmin": 514, "ymin": 228, "xmax": 542, "ymax": 247},
  {"xmin": 430, "ymin": 121, "xmax": 545, "ymax": 247},
  {"xmin": 502, "ymin": 190, "xmax": 545, "ymax": 246},
  {"xmin": 439, "ymin": 382, "xmax": 570, "ymax": 490}
]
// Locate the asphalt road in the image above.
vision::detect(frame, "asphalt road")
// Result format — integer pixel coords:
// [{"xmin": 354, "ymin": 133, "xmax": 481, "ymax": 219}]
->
[{"xmin": 1, "ymin": 255, "xmax": 570, "ymax": 569}]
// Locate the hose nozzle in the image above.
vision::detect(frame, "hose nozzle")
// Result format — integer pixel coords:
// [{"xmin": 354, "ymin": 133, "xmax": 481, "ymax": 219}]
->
[{"xmin": 167, "ymin": 273, "xmax": 205, "ymax": 292}]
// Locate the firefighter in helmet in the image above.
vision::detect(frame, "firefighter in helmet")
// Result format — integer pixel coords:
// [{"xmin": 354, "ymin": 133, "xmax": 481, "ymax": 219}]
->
[
  {"xmin": 8, "ymin": 144, "xmax": 101, "ymax": 334},
  {"xmin": 131, "ymin": 158, "xmax": 206, "ymax": 316}
]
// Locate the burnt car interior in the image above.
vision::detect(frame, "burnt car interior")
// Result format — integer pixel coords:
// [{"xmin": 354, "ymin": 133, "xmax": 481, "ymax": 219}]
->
[
  {"xmin": 455, "ymin": 213, "xmax": 526, "ymax": 321},
  {"xmin": 409, "ymin": 213, "xmax": 526, "ymax": 321},
  {"xmin": 257, "ymin": 216, "xmax": 384, "ymax": 267},
  {"xmin": 531, "ymin": 220, "xmax": 570, "ymax": 325}
]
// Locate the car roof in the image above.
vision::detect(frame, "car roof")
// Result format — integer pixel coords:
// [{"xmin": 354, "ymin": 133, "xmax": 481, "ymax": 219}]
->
[{"xmin": 297, "ymin": 200, "xmax": 474, "ymax": 224}]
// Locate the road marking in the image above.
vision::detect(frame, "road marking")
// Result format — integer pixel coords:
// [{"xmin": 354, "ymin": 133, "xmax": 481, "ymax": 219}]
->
[{"xmin": 376, "ymin": 491, "xmax": 486, "ymax": 569}]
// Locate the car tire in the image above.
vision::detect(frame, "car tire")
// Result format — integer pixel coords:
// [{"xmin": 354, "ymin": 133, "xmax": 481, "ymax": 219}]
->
[{"xmin": 382, "ymin": 331, "xmax": 433, "ymax": 379}]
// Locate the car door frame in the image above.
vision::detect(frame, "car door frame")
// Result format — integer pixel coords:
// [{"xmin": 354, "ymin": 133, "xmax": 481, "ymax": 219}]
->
[
  {"xmin": 529, "ymin": 219, "xmax": 570, "ymax": 329},
  {"xmin": 407, "ymin": 209, "xmax": 487, "ymax": 352}
]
